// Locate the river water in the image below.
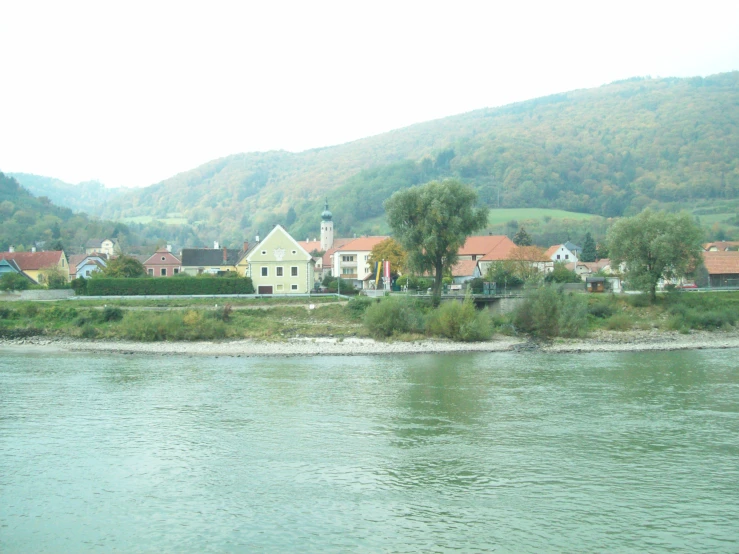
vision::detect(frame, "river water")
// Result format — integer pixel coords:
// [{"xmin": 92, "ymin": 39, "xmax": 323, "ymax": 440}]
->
[{"xmin": 1, "ymin": 349, "xmax": 737, "ymax": 552}]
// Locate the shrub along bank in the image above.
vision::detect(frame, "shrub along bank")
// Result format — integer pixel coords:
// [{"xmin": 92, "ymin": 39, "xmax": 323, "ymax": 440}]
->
[{"xmin": 1, "ymin": 291, "xmax": 737, "ymax": 342}]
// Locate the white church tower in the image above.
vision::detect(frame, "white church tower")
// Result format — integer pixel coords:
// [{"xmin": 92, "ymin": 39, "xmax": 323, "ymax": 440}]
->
[{"xmin": 320, "ymin": 198, "xmax": 334, "ymax": 252}]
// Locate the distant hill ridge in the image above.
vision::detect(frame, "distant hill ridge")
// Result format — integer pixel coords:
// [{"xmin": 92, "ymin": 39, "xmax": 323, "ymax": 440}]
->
[{"xmin": 19, "ymin": 72, "xmax": 739, "ymax": 246}]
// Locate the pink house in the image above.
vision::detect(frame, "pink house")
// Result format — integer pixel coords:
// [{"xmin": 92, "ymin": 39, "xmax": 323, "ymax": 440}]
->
[{"xmin": 143, "ymin": 247, "xmax": 182, "ymax": 277}]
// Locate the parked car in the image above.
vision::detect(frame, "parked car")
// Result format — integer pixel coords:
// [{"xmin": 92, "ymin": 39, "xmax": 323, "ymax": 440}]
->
[{"xmin": 677, "ymin": 282, "xmax": 698, "ymax": 290}]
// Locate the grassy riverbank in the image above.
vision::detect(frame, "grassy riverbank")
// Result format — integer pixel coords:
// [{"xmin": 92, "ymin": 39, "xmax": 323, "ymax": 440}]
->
[{"xmin": 1, "ymin": 291, "xmax": 737, "ymax": 343}]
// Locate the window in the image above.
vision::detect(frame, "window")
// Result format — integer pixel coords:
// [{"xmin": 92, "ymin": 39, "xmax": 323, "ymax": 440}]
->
[
  {"xmin": 276, "ymin": 284, "xmax": 284, "ymax": 291},
  {"xmin": 342, "ymin": 255, "xmax": 354, "ymax": 262},
  {"xmin": 291, "ymin": 266, "xmax": 298, "ymax": 277},
  {"xmin": 161, "ymin": 268, "xmax": 167, "ymax": 276},
  {"xmin": 261, "ymin": 250, "xmax": 266, "ymax": 255},
  {"xmin": 148, "ymin": 268, "xmax": 154, "ymax": 276},
  {"xmin": 364, "ymin": 255, "xmax": 369, "ymax": 261},
  {"xmin": 276, "ymin": 267, "xmax": 283, "ymax": 277},
  {"xmin": 556, "ymin": 254, "xmax": 561, "ymax": 260},
  {"xmin": 291, "ymin": 284, "xmax": 298, "ymax": 290},
  {"xmin": 261, "ymin": 267, "xmax": 268, "ymax": 277},
  {"xmin": 291, "ymin": 250, "xmax": 297, "ymax": 254},
  {"xmin": 161, "ymin": 257, "xmax": 166, "ymax": 261},
  {"xmin": 472, "ymin": 255, "xmax": 477, "ymax": 261},
  {"xmin": 174, "ymin": 268, "xmax": 179, "ymax": 274},
  {"xmin": 342, "ymin": 267, "xmax": 353, "ymax": 275},
  {"xmin": 565, "ymin": 255, "xmax": 569, "ymax": 260}
]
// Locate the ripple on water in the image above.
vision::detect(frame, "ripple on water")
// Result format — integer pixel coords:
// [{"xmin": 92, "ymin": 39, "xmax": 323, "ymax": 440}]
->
[{"xmin": 0, "ymin": 350, "xmax": 738, "ymax": 552}]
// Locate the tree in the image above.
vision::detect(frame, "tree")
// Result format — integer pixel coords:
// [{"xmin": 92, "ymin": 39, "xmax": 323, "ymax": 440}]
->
[
  {"xmin": 100, "ymin": 255, "xmax": 147, "ymax": 278},
  {"xmin": 484, "ymin": 261, "xmax": 524, "ymax": 288},
  {"xmin": 385, "ymin": 179, "xmax": 488, "ymax": 303},
  {"xmin": 0, "ymin": 272, "xmax": 30, "ymax": 291},
  {"xmin": 581, "ymin": 232, "xmax": 597, "ymax": 262},
  {"xmin": 608, "ymin": 209, "xmax": 704, "ymax": 302},
  {"xmin": 545, "ymin": 262, "xmax": 582, "ymax": 283},
  {"xmin": 513, "ymin": 226, "xmax": 532, "ymax": 246},
  {"xmin": 506, "ymin": 245, "xmax": 549, "ymax": 281},
  {"xmin": 368, "ymin": 238, "xmax": 407, "ymax": 277},
  {"xmin": 39, "ymin": 265, "xmax": 69, "ymax": 289}
]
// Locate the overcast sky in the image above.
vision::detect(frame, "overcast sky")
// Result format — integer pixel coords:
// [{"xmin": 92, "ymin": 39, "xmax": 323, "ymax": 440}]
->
[{"xmin": 1, "ymin": 0, "xmax": 738, "ymax": 188}]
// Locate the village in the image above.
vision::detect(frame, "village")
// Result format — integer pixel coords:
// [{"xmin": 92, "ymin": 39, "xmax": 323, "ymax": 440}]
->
[{"xmin": 1, "ymin": 200, "xmax": 739, "ymax": 296}]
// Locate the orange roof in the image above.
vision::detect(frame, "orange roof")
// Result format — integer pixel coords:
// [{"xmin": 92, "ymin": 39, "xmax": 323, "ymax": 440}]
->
[
  {"xmin": 458, "ymin": 235, "xmax": 514, "ymax": 257},
  {"xmin": 298, "ymin": 240, "xmax": 322, "ymax": 254},
  {"xmin": 544, "ymin": 245, "xmax": 560, "ymax": 258},
  {"xmin": 704, "ymin": 241, "xmax": 739, "ymax": 251},
  {"xmin": 0, "ymin": 251, "xmax": 64, "ymax": 270},
  {"xmin": 335, "ymin": 236, "xmax": 390, "ymax": 252},
  {"xmin": 702, "ymin": 251, "xmax": 739, "ymax": 275},
  {"xmin": 321, "ymin": 238, "xmax": 354, "ymax": 267},
  {"xmin": 451, "ymin": 259, "xmax": 479, "ymax": 277}
]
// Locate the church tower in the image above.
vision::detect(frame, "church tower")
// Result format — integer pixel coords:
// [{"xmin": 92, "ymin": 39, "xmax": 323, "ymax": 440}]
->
[{"xmin": 320, "ymin": 198, "xmax": 334, "ymax": 252}]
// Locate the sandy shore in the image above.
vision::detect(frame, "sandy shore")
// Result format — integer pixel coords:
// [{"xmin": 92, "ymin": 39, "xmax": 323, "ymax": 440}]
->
[{"xmin": 2, "ymin": 329, "xmax": 739, "ymax": 356}]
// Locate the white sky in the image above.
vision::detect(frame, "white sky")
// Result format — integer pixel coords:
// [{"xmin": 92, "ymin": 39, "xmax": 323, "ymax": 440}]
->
[{"xmin": 1, "ymin": 0, "xmax": 738, "ymax": 188}]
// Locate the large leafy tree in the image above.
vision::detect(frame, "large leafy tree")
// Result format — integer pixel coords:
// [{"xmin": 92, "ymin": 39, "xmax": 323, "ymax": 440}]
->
[
  {"xmin": 385, "ymin": 179, "xmax": 488, "ymax": 302},
  {"xmin": 368, "ymin": 238, "xmax": 407, "ymax": 277},
  {"xmin": 100, "ymin": 255, "xmax": 147, "ymax": 278},
  {"xmin": 608, "ymin": 209, "xmax": 704, "ymax": 301}
]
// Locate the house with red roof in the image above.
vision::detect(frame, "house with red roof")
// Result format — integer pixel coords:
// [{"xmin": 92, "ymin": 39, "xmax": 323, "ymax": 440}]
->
[
  {"xmin": 0, "ymin": 249, "xmax": 69, "ymax": 285},
  {"xmin": 68, "ymin": 253, "xmax": 107, "ymax": 279},
  {"xmin": 330, "ymin": 236, "xmax": 390, "ymax": 289},
  {"xmin": 143, "ymin": 247, "xmax": 182, "ymax": 277},
  {"xmin": 702, "ymin": 251, "xmax": 739, "ymax": 287}
]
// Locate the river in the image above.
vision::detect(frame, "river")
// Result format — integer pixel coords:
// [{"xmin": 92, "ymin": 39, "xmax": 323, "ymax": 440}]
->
[{"xmin": 1, "ymin": 349, "xmax": 737, "ymax": 552}]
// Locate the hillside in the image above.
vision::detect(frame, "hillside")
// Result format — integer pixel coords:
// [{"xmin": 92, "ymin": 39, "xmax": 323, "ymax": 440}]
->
[
  {"xmin": 9, "ymin": 173, "xmax": 124, "ymax": 215},
  {"xmin": 0, "ymin": 172, "xmax": 196, "ymax": 255},
  {"xmin": 93, "ymin": 72, "xmax": 739, "ymax": 245}
]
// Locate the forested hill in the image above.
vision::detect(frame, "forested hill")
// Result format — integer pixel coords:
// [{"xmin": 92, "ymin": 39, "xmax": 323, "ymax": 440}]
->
[
  {"xmin": 0, "ymin": 172, "xmax": 195, "ymax": 254},
  {"xmin": 9, "ymin": 173, "xmax": 124, "ymax": 215},
  {"xmin": 100, "ymin": 72, "xmax": 738, "ymax": 244}
]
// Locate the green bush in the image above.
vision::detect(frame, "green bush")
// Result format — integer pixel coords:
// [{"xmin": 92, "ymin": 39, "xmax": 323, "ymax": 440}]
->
[
  {"xmin": 85, "ymin": 277, "xmax": 255, "ymax": 296},
  {"xmin": 426, "ymin": 295, "xmax": 493, "ymax": 341},
  {"xmin": 628, "ymin": 294, "xmax": 652, "ymax": 308},
  {"xmin": 0, "ymin": 306, "xmax": 16, "ymax": 319},
  {"xmin": 102, "ymin": 306, "xmax": 124, "ymax": 322},
  {"xmin": 346, "ymin": 297, "xmax": 374, "ymax": 319},
  {"xmin": 667, "ymin": 303, "xmax": 737, "ymax": 330},
  {"xmin": 363, "ymin": 297, "xmax": 424, "ymax": 338},
  {"xmin": 588, "ymin": 302, "xmax": 614, "ymax": 319},
  {"xmin": 605, "ymin": 313, "xmax": 632, "ymax": 331},
  {"xmin": 41, "ymin": 306, "xmax": 79, "ymax": 321},
  {"xmin": 513, "ymin": 286, "xmax": 588, "ymax": 338},
  {"xmin": 0, "ymin": 272, "xmax": 30, "ymax": 291},
  {"xmin": 117, "ymin": 311, "xmax": 227, "ymax": 341}
]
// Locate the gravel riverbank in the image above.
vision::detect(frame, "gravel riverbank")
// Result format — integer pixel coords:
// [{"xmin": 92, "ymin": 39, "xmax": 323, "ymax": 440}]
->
[{"xmin": 2, "ymin": 329, "xmax": 739, "ymax": 356}]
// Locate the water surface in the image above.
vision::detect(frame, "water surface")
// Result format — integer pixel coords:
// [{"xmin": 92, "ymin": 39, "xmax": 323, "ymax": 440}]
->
[{"xmin": 1, "ymin": 349, "xmax": 738, "ymax": 552}]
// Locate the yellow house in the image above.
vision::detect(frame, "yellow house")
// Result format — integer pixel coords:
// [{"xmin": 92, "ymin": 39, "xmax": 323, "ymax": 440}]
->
[
  {"xmin": 246, "ymin": 225, "xmax": 315, "ymax": 294},
  {"xmin": 0, "ymin": 250, "xmax": 69, "ymax": 284}
]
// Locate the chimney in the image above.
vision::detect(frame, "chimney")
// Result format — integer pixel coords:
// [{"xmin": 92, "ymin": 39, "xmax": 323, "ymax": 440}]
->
[
  {"xmin": 243, "ymin": 241, "xmax": 249, "ymax": 252},
  {"xmin": 223, "ymin": 247, "xmax": 227, "ymax": 264},
  {"xmin": 166, "ymin": 244, "xmax": 172, "ymax": 252},
  {"xmin": 214, "ymin": 241, "xmax": 219, "ymax": 249},
  {"xmin": 255, "ymin": 230, "xmax": 260, "ymax": 243},
  {"xmin": 9, "ymin": 246, "xmax": 14, "ymax": 253},
  {"xmin": 31, "ymin": 246, "xmax": 36, "ymax": 253}
]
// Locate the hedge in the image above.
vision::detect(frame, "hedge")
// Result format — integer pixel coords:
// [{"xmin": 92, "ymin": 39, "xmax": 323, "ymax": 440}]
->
[{"xmin": 85, "ymin": 277, "xmax": 255, "ymax": 296}]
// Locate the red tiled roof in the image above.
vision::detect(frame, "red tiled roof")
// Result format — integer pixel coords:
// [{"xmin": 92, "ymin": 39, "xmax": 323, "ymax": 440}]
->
[
  {"xmin": 459, "ymin": 235, "xmax": 514, "ymax": 257},
  {"xmin": 335, "ymin": 236, "xmax": 390, "ymax": 252},
  {"xmin": 451, "ymin": 259, "xmax": 479, "ymax": 277},
  {"xmin": 702, "ymin": 251, "xmax": 739, "ymax": 275},
  {"xmin": 544, "ymin": 245, "xmax": 560, "ymax": 258},
  {"xmin": 509, "ymin": 246, "xmax": 551, "ymax": 262},
  {"xmin": 0, "ymin": 251, "xmax": 64, "ymax": 270},
  {"xmin": 704, "ymin": 241, "xmax": 739, "ymax": 251},
  {"xmin": 298, "ymin": 240, "xmax": 322, "ymax": 254},
  {"xmin": 479, "ymin": 236, "xmax": 517, "ymax": 261}
]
